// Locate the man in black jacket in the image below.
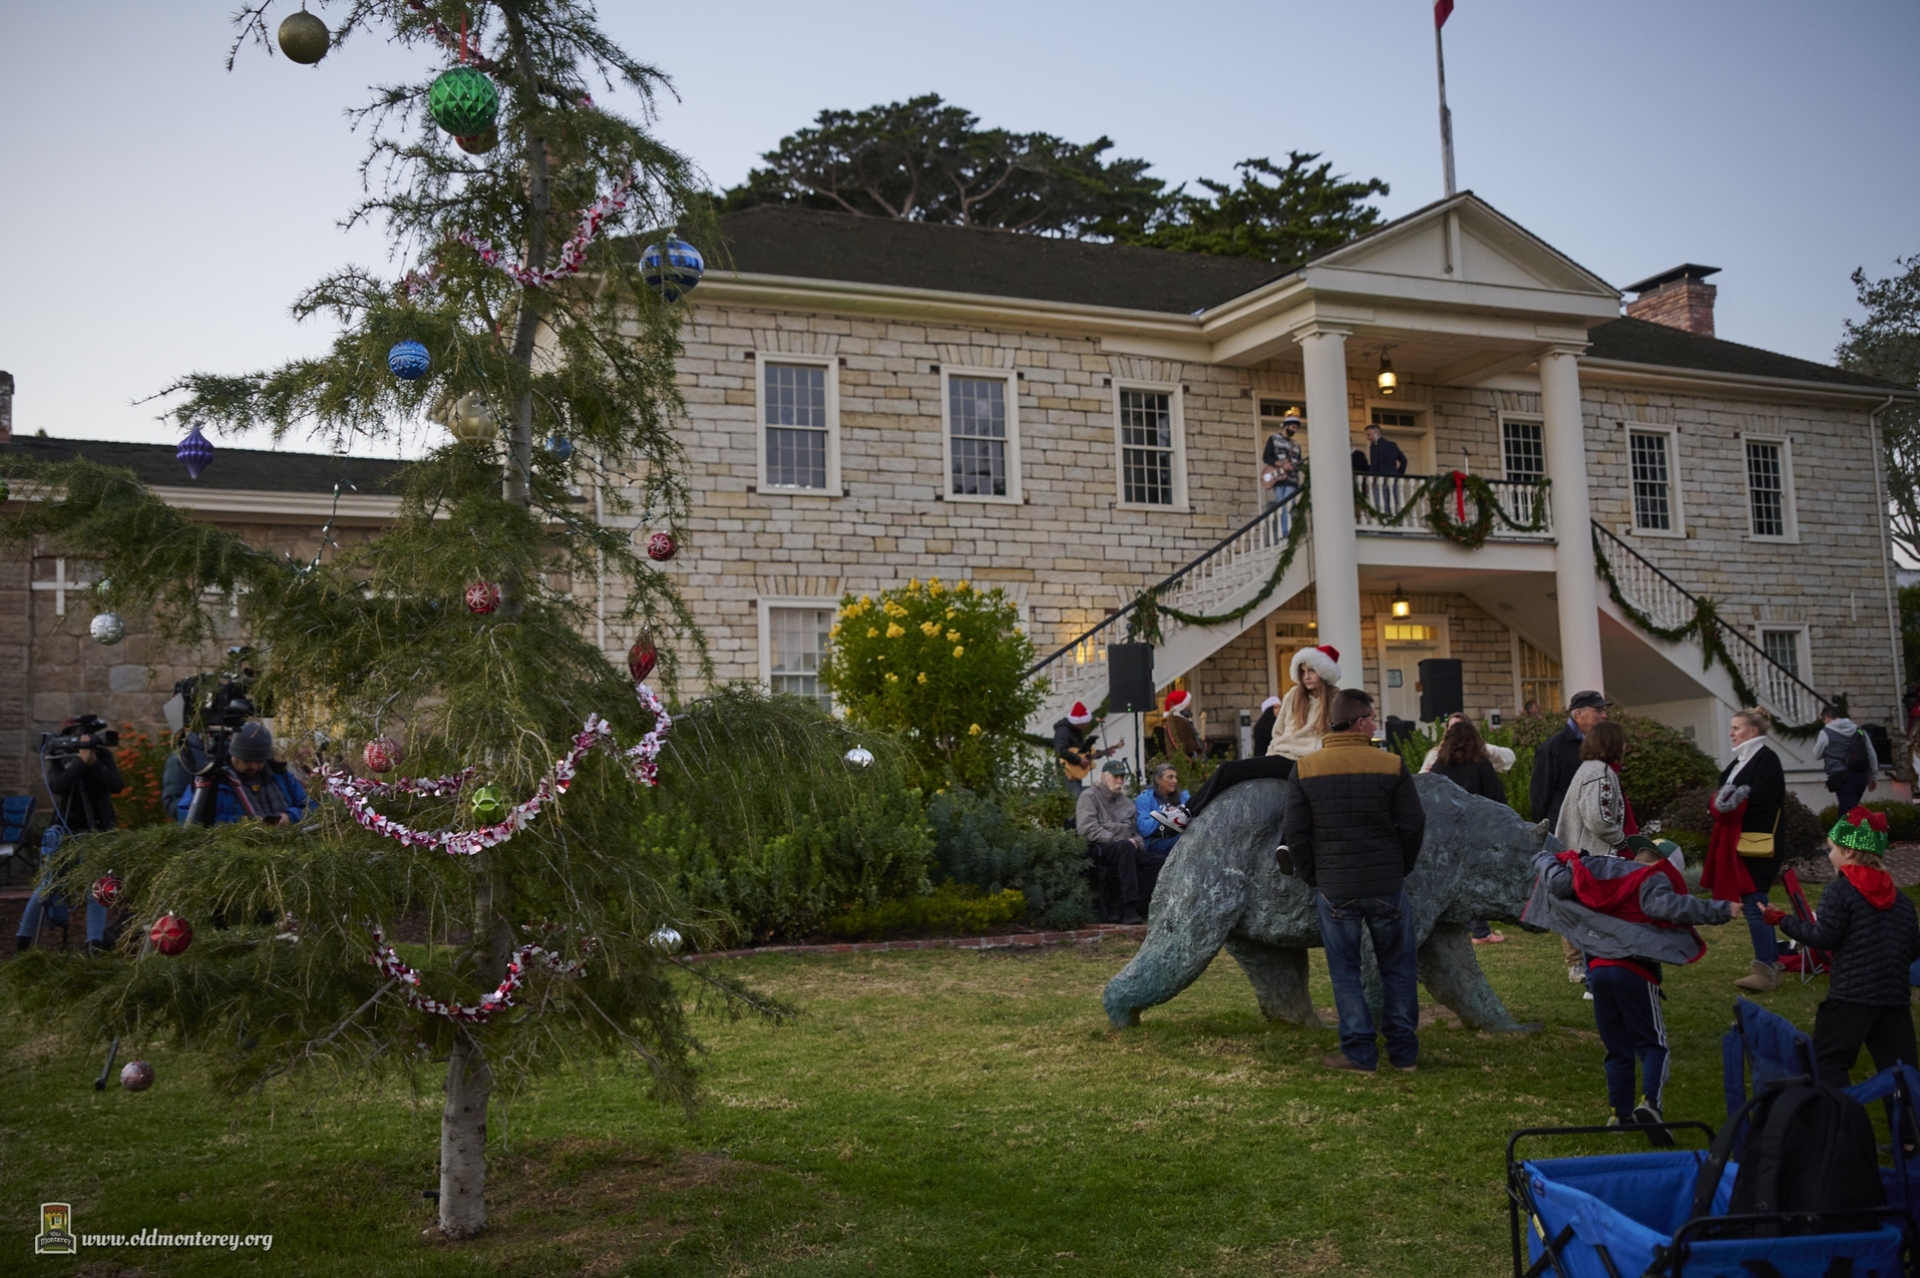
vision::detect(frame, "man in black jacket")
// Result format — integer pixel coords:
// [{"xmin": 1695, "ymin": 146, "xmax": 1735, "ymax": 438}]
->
[
  {"xmin": 1282, "ymin": 688, "xmax": 1427, "ymax": 1073},
  {"xmin": 1364, "ymin": 422, "xmax": 1408, "ymax": 477},
  {"xmin": 1530, "ymin": 690, "xmax": 1611, "ymax": 830},
  {"xmin": 15, "ymin": 718, "xmax": 122, "ymax": 954}
]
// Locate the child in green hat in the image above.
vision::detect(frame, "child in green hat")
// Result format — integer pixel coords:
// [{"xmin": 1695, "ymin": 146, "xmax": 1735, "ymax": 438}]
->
[{"xmin": 1763, "ymin": 807, "xmax": 1920, "ymax": 1089}]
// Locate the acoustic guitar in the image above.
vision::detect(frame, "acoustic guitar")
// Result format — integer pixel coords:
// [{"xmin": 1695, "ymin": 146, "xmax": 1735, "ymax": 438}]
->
[{"xmin": 1060, "ymin": 740, "xmax": 1124, "ymax": 782}]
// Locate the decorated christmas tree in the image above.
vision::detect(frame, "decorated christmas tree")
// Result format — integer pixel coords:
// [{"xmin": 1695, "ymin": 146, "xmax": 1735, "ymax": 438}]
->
[{"xmin": 0, "ymin": 0, "xmax": 780, "ymax": 1238}]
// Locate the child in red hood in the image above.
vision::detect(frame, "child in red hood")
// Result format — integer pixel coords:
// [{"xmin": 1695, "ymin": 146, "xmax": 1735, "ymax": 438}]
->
[{"xmin": 1765, "ymin": 807, "xmax": 1920, "ymax": 1089}]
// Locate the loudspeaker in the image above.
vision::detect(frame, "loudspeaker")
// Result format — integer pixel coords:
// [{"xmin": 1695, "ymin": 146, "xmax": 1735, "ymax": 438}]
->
[
  {"xmin": 1418, "ymin": 658, "xmax": 1464, "ymax": 722},
  {"xmin": 1107, "ymin": 644, "xmax": 1156, "ymax": 714}
]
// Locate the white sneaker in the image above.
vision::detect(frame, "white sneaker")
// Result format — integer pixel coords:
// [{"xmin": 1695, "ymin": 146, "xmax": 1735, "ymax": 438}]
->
[{"xmin": 1583, "ymin": 991, "xmax": 1594, "ymax": 1001}]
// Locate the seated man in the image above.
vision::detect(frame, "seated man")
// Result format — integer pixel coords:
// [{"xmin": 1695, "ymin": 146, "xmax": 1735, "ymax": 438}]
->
[
  {"xmin": 1134, "ymin": 762, "xmax": 1190, "ymax": 860},
  {"xmin": 1075, "ymin": 760, "xmax": 1163, "ymax": 925},
  {"xmin": 177, "ymin": 722, "xmax": 309, "ymax": 825}
]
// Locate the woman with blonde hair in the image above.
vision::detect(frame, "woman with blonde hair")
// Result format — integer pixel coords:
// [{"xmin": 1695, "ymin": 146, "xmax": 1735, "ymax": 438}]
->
[
  {"xmin": 1703, "ymin": 707, "xmax": 1789, "ymax": 992},
  {"xmin": 1264, "ymin": 644, "xmax": 1341, "ymax": 766}
]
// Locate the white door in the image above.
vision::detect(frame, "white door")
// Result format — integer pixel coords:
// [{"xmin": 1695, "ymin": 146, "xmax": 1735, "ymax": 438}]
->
[{"xmin": 1381, "ymin": 641, "xmax": 1441, "ymax": 725}]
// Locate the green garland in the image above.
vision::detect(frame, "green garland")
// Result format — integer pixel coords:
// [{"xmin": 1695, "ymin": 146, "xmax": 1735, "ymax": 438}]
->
[
  {"xmin": 1352, "ymin": 472, "xmax": 1552, "ymax": 548},
  {"xmin": 1589, "ymin": 530, "xmax": 1829, "ymax": 740},
  {"xmin": 1127, "ymin": 481, "xmax": 1313, "ymax": 647}
]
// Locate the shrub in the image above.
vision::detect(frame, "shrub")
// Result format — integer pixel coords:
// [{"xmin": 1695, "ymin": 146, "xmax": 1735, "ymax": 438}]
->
[
  {"xmin": 1505, "ymin": 711, "xmax": 1717, "ymax": 821},
  {"xmin": 110, "ymin": 724, "xmax": 174, "ymax": 828},
  {"xmin": 1658, "ymin": 785, "xmax": 1827, "ymax": 861},
  {"xmin": 1816, "ymin": 801, "xmax": 1920, "ymax": 843},
  {"xmin": 925, "ymin": 788, "xmax": 1093, "ymax": 929},
  {"xmin": 826, "ymin": 884, "xmax": 1028, "ymax": 939},
  {"xmin": 821, "ymin": 578, "xmax": 1040, "ymax": 793}
]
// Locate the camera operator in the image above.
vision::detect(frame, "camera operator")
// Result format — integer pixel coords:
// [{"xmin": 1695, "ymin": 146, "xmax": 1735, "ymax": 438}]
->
[
  {"xmin": 177, "ymin": 721, "xmax": 308, "ymax": 826},
  {"xmin": 15, "ymin": 717, "xmax": 122, "ymax": 955}
]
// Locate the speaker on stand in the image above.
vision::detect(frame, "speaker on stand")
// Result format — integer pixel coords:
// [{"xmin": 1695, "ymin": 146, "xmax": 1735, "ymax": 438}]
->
[
  {"xmin": 1108, "ymin": 643, "xmax": 1155, "ymax": 780},
  {"xmin": 1418, "ymin": 658, "xmax": 1464, "ymax": 724}
]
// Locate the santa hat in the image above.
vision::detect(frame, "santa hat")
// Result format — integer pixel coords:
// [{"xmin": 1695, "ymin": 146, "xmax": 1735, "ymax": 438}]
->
[
  {"xmin": 1260, "ymin": 695, "xmax": 1282, "ymax": 712},
  {"xmin": 1289, "ymin": 644, "xmax": 1341, "ymax": 687},
  {"xmin": 1067, "ymin": 702, "xmax": 1093, "ymax": 726},
  {"xmin": 1164, "ymin": 690, "xmax": 1192, "ymax": 716}
]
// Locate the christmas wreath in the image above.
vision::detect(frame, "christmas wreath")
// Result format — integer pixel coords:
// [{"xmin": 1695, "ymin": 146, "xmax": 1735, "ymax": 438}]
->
[{"xmin": 1425, "ymin": 471, "xmax": 1496, "ymax": 548}]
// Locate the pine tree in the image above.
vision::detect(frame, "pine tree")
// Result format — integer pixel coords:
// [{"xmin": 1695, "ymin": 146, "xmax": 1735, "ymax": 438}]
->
[{"xmin": 1, "ymin": 0, "xmax": 783, "ymax": 1238}]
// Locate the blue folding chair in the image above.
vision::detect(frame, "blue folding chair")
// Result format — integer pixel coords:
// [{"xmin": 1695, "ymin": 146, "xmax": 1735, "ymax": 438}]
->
[{"xmin": 0, "ymin": 795, "xmax": 37, "ymax": 886}]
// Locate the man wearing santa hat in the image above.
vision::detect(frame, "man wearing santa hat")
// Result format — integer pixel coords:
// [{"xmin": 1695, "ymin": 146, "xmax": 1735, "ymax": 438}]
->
[{"xmin": 1053, "ymin": 701, "xmax": 1106, "ymax": 800}]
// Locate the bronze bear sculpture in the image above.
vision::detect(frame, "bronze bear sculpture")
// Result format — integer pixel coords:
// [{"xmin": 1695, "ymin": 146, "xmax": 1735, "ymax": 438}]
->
[{"xmin": 1103, "ymin": 773, "xmax": 1547, "ymax": 1031}]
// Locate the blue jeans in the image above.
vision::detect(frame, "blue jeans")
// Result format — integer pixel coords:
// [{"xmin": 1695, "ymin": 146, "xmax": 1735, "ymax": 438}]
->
[
  {"xmin": 1270, "ymin": 481, "xmax": 1298, "ymax": 536},
  {"xmin": 16, "ymin": 884, "xmax": 107, "ymax": 946},
  {"xmin": 1741, "ymin": 892, "xmax": 1779, "ymax": 966},
  {"xmin": 1316, "ymin": 889, "xmax": 1420, "ymax": 1070}
]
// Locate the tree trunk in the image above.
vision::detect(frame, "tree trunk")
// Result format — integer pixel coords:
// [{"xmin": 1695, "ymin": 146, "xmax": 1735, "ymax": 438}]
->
[
  {"xmin": 502, "ymin": 13, "xmax": 551, "ymax": 523},
  {"xmin": 438, "ymin": 1031, "xmax": 493, "ymax": 1238}
]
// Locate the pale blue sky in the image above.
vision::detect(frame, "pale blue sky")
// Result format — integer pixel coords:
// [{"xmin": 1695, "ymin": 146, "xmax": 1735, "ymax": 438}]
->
[{"xmin": 2, "ymin": 1, "xmax": 1914, "ymax": 452}]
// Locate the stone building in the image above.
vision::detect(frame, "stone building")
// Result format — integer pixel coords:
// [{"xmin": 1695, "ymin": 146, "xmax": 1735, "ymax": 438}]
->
[{"xmin": 636, "ymin": 192, "xmax": 1911, "ymax": 801}]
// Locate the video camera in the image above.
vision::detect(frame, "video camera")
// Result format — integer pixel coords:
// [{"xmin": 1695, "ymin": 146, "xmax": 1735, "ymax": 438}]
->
[
  {"xmin": 42, "ymin": 714, "xmax": 119, "ymax": 759},
  {"xmin": 167, "ymin": 648, "xmax": 261, "ymax": 745}
]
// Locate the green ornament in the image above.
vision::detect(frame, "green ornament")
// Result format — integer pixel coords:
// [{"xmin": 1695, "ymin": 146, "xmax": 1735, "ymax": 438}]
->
[
  {"xmin": 469, "ymin": 784, "xmax": 508, "ymax": 824},
  {"xmin": 429, "ymin": 67, "xmax": 499, "ymax": 137}
]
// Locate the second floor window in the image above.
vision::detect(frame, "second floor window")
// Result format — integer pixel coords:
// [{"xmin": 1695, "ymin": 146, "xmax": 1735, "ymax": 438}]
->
[
  {"xmin": 949, "ymin": 375, "xmax": 1008, "ymax": 497},
  {"xmin": 1746, "ymin": 440, "xmax": 1787, "ymax": 537},
  {"xmin": 1628, "ymin": 430, "xmax": 1673, "ymax": 531},
  {"xmin": 1761, "ymin": 628, "xmax": 1802, "ymax": 679},
  {"xmin": 764, "ymin": 362, "xmax": 829, "ymax": 490},
  {"xmin": 1119, "ymin": 389, "xmax": 1175, "ymax": 505},
  {"xmin": 1503, "ymin": 418, "xmax": 1545, "ymax": 482}
]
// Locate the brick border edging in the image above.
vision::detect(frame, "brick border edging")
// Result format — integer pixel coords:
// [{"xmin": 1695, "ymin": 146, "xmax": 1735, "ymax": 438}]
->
[{"xmin": 682, "ymin": 923, "xmax": 1147, "ymax": 962}]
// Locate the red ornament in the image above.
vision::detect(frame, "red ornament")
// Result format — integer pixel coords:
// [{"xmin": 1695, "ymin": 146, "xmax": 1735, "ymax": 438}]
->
[
  {"xmin": 465, "ymin": 582, "xmax": 501, "ymax": 614},
  {"xmin": 149, "ymin": 912, "xmax": 193, "ymax": 956},
  {"xmin": 627, "ymin": 634, "xmax": 657, "ymax": 683},
  {"xmin": 120, "ymin": 1060, "xmax": 155, "ymax": 1092},
  {"xmin": 363, "ymin": 738, "xmax": 401, "ymax": 774},
  {"xmin": 646, "ymin": 532, "xmax": 677, "ymax": 562},
  {"xmin": 90, "ymin": 873, "xmax": 122, "ymax": 908}
]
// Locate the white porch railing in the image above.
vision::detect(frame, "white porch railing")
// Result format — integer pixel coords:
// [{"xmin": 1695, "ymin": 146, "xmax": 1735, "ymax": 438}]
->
[
  {"xmin": 1354, "ymin": 474, "xmax": 1555, "ymax": 541},
  {"xmin": 1593, "ymin": 524, "xmax": 1829, "ymax": 726}
]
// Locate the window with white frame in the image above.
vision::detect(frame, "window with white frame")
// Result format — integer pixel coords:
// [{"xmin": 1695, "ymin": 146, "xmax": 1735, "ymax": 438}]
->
[
  {"xmin": 1502, "ymin": 417, "xmax": 1546, "ymax": 483},
  {"xmin": 1118, "ymin": 388, "xmax": 1177, "ymax": 506},
  {"xmin": 945, "ymin": 372, "xmax": 1017, "ymax": 500},
  {"xmin": 1628, "ymin": 430, "xmax": 1675, "ymax": 532},
  {"xmin": 1745, "ymin": 439, "xmax": 1792, "ymax": 539},
  {"xmin": 765, "ymin": 604, "xmax": 834, "ymax": 709},
  {"xmin": 1760, "ymin": 628, "xmax": 1802, "ymax": 679},
  {"xmin": 762, "ymin": 361, "xmax": 832, "ymax": 491}
]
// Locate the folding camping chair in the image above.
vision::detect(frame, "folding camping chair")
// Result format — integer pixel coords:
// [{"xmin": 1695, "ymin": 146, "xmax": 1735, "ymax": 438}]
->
[
  {"xmin": 1722, "ymin": 995, "xmax": 1817, "ymax": 1117},
  {"xmin": 0, "ymin": 794, "xmax": 37, "ymax": 886},
  {"xmin": 1776, "ymin": 866, "xmax": 1832, "ymax": 981}
]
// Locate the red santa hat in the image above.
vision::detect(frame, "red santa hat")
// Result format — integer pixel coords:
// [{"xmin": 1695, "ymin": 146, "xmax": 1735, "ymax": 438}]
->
[
  {"xmin": 1289, "ymin": 644, "xmax": 1342, "ymax": 687},
  {"xmin": 1164, "ymin": 689, "xmax": 1193, "ymax": 716},
  {"xmin": 1067, "ymin": 701, "xmax": 1093, "ymax": 726}
]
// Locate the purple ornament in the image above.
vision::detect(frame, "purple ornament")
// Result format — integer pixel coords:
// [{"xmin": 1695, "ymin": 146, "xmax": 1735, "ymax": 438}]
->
[{"xmin": 176, "ymin": 426, "xmax": 214, "ymax": 480}]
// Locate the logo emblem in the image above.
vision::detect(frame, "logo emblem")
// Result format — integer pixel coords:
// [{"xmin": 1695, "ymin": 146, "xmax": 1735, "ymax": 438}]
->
[{"xmin": 35, "ymin": 1202, "xmax": 75, "ymax": 1255}]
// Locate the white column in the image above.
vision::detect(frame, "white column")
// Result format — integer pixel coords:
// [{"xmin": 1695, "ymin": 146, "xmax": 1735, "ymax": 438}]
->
[
  {"xmin": 1539, "ymin": 345, "xmax": 1605, "ymax": 696},
  {"xmin": 1296, "ymin": 324, "xmax": 1363, "ymax": 684}
]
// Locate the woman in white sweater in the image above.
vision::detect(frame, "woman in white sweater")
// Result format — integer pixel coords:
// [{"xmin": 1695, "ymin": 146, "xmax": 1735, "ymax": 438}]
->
[
  {"xmin": 1556, "ymin": 720, "xmax": 1630, "ymax": 857},
  {"xmin": 1264, "ymin": 644, "xmax": 1341, "ymax": 764}
]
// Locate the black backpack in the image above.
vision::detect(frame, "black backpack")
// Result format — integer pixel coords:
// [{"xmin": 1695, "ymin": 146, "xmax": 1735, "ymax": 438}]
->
[
  {"xmin": 1845, "ymin": 730, "xmax": 1872, "ymax": 774},
  {"xmin": 1689, "ymin": 1079, "xmax": 1885, "ymax": 1236}
]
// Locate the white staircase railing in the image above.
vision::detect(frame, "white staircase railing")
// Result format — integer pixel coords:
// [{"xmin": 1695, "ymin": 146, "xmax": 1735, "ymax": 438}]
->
[
  {"xmin": 1354, "ymin": 474, "xmax": 1555, "ymax": 540},
  {"xmin": 1593, "ymin": 523, "xmax": 1830, "ymax": 726}
]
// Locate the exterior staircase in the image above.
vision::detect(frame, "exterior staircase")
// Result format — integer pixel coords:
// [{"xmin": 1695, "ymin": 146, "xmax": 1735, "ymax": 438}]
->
[{"xmin": 1027, "ymin": 494, "xmax": 1312, "ymax": 733}]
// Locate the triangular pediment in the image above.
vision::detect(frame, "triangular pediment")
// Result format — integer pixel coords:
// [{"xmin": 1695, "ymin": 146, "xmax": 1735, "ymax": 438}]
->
[{"xmin": 1307, "ymin": 193, "xmax": 1618, "ymax": 300}]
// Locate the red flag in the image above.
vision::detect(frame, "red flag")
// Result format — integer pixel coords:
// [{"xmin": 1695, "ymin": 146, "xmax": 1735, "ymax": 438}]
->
[{"xmin": 1435, "ymin": 0, "xmax": 1454, "ymax": 28}]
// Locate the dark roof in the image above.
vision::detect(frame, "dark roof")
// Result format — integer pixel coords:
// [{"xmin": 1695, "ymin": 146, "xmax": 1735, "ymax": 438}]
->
[
  {"xmin": 4, "ymin": 435, "xmax": 408, "ymax": 494},
  {"xmin": 1623, "ymin": 263, "xmax": 1720, "ymax": 295},
  {"xmin": 1585, "ymin": 317, "xmax": 1906, "ymax": 392},
  {"xmin": 710, "ymin": 205, "xmax": 1290, "ymax": 314}
]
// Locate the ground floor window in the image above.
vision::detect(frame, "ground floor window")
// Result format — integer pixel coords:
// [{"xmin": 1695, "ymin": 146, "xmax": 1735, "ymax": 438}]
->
[
  {"xmin": 1519, "ymin": 638, "xmax": 1562, "ymax": 717},
  {"xmin": 767, "ymin": 605, "xmax": 834, "ymax": 710},
  {"xmin": 1760, "ymin": 628, "xmax": 1803, "ymax": 680}
]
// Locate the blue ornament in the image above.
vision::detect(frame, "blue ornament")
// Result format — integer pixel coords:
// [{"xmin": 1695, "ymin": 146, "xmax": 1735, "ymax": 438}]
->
[
  {"xmin": 546, "ymin": 436, "xmax": 573, "ymax": 461},
  {"xmin": 388, "ymin": 340, "xmax": 431, "ymax": 381},
  {"xmin": 639, "ymin": 238, "xmax": 704, "ymax": 302},
  {"xmin": 176, "ymin": 426, "xmax": 214, "ymax": 480}
]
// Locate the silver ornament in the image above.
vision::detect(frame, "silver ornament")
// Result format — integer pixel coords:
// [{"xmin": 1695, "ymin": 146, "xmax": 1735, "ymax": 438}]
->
[
  {"xmin": 647, "ymin": 926, "xmax": 683, "ymax": 955},
  {"xmin": 844, "ymin": 746, "xmax": 874, "ymax": 768},
  {"xmin": 89, "ymin": 612, "xmax": 126, "ymax": 645}
]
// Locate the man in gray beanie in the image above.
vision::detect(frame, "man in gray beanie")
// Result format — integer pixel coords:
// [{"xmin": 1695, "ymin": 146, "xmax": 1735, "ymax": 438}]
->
[{"xmin": 175, "ymin": 721, "xmax": 309, "ymax": 825}]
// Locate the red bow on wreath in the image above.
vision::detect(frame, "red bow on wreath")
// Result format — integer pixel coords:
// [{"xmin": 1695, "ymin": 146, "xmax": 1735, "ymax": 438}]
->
[
  {"xmin": 1846, "ymin": 806, "xmax": 1890, "ymax": 833},
  {"xmin": 1450, "ymin": 470, "xmax": 1467, "ymax": 522}
]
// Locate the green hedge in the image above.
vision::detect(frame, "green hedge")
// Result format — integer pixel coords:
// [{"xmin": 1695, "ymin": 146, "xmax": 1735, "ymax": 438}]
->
[
  {"xmin": 1504, "ymin": 711, "xmax": 1719, "ymax": 821},
  {"xmin": 925, "ymin": 789, "xmax": 1093, "ymax": 930},
  {"xmin": 826, "ymin": 885, "xmax": 1028, "ymax": 939},
  {"xmin": 1816, "ymin": 801, "xmax": 1920, "ymax": 843}
]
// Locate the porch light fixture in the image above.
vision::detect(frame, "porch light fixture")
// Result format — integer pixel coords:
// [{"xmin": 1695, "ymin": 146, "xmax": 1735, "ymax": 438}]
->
[
  {"xmin": 1376, "ymin": 355, "xmax": 1398, "ymax": 396},
  {"xmin": 1391, "ymin": 585, "xmax": 1412, "ymax": 619}
]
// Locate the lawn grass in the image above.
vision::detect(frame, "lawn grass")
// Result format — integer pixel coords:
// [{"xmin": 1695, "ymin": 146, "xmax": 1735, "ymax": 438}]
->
[{"xmin": 1, "ymin": 922, "xmax": 1845, "ymax": 1277}]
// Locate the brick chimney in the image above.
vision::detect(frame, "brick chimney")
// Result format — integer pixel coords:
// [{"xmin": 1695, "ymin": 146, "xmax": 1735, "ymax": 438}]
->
[
  {"xmin": 0, "ymin": 371, "xmax": 12, "ymax": 443},
  {"xmin": 1623, "ymin": 264, "xmax": 1720, "ymax": 337}
]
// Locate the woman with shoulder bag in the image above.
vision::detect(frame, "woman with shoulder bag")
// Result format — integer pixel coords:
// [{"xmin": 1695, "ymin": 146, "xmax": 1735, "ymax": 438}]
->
[{"xmin": 1701, "ymin": 708, "xmax": 1788, "ymax": 992}]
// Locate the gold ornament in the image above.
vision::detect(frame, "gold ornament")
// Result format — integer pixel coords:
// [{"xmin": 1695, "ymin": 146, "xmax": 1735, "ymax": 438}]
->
[
  {"xmin": 431, "ymin": 392, "xmax": 499, "ymax": 444},
  {"xmin": 277, "ymin": 11, "xmax": 330, "ymax": 65}
]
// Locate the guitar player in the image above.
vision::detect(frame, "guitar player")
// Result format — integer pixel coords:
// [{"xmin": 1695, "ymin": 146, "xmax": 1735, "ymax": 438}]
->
[{"xmin": 1053, "ymin": 700, "xmax": 1122, "ymax": 799}]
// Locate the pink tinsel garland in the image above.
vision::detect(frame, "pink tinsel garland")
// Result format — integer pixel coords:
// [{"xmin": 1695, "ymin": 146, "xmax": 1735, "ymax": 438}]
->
[
  {"xmin": 401, "ymin": 174, "xmax": 637, "ymax": 299},
  {"xmin": 367, "ymin": 921, "xmax": 583, "ymax": 1023},
  {"xmin": 317, "ymin": 682, "xmax": 670, "ymax": 857}
]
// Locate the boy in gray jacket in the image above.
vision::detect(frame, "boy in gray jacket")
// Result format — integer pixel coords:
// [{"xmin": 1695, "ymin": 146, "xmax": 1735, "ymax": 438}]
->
[{"xmin": 1525, "ymin": 834, "xmax": 1735, "ymax": 1132}]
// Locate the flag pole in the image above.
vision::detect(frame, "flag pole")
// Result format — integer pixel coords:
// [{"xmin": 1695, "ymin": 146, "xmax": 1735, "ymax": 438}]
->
[{"xmin": 1434, "ymin": 2, "xmax": 1457, "ymax": 197}]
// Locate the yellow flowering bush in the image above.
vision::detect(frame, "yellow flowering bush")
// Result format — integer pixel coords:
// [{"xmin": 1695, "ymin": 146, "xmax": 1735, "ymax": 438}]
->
[{"xmin": 822, "ymin": 578, "xmax": 1042, "ymax": 791}]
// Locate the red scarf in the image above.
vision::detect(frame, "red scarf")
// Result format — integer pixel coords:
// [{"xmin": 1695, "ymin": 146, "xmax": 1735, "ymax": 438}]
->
[
  {"xmin": 1701, "ymin": 798, "xmax": 1755, "ymax": 902},
  {"xmin": 1842, "ymin": 863, "xmax": 1897, "ymax": 909}
]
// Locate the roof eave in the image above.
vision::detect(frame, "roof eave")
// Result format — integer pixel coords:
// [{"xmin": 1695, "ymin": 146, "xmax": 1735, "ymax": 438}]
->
[{"xmin": 1578, "ymin": 357, "xmax": 1919, "ymax": 405}]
